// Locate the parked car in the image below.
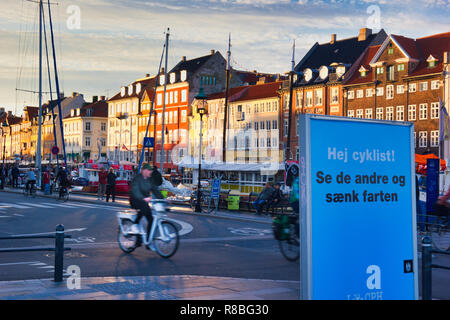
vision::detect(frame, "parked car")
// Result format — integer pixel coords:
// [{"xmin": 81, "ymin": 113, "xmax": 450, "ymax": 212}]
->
[{"xmin": 71, "ymin": 177, "xmax": 89, "ymax": 186}]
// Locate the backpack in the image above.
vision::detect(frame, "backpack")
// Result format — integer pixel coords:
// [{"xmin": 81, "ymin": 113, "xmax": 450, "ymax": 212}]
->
[{"xmin": 150, "ymin": 169, "xmax": 163, "ymax": 187}]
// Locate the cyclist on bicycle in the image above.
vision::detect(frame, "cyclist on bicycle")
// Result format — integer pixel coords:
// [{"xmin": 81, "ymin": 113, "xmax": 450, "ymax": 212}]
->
[
  {"xmin": 25, "ymin": 168, "xmax": 37, "ymax": 193},
  {"xmin": 55, "ymin": 167, "xmax": 69, "ymax": 199},
  {"xmin": 129, "ymin": 164, "xmax": 164, "ymax": 234}
]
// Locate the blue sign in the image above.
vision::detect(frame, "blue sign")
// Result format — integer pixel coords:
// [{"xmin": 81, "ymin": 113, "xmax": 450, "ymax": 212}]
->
[
  {"xmin": 426, "ymin": 158, "xmax": 439, "ymax": 214},
  {"xmin": 143, "ymin": 137, "xmax": 155, "ymax": 148},
  {"xmin": 211, "ymin": 179, "xmax": 221, "ymax": 199},
  {"xmin": 299, "ymin": 115, "xmax": 418, "ymax": 300}
]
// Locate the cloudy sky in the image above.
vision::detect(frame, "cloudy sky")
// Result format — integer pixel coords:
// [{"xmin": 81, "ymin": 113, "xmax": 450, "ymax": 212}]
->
[{"xmin": 0, "ymin": 0, "xmax": 448, "ymax": 114}]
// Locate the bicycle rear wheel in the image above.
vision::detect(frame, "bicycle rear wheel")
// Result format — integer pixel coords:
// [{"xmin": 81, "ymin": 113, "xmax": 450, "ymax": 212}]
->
[
  {"xmin": 118, "ymin": 219, "xmax": 140, "ymax": 253},
  {"xmin": 154, "ymin": 221, "xmax": 179, "ymax": 258},
  {"xmin": 201, "ymin": 197, "xmax": 217, "ymax": 214},
  {"xmin": 279, "ymin": 223, "xmax": 300, "ymax": 262},
  {"xmin": 430, "ymin": 225, "xmax": 450, "ymax": 252}
]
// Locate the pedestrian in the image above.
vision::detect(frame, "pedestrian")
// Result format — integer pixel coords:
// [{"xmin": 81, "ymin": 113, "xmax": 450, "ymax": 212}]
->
[
  {"xmin": 252, "ymin": 182, "xmax": 274, "ymax": 216},
  {"xmin": 98, "ymin": 167, "xmax": 107, "ymax": 200},
  {"xmin": 106, "ymin": 168, "xmax": 117, "ymax": 202},
  {"xmin": 0, "ymin": 165, "xmax": 5, "ymax": 189},
  {"xmin": 269, "ymin": 182, "xmax": 284, "ymax": 211},
  {"xmin": 289, "ymin": 177, "xmax": 299, "ymax": 215},
  {"xmin": 11, "ymin": 165, "xmax": 19, "ymax": 188},
  {"xmin": 43, "ymin": 167, "xmax": 50, "ymax": 195}
]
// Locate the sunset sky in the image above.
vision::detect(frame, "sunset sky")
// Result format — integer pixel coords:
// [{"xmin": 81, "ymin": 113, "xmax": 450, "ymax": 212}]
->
[{"xmin": 0, "ymin": 0, "xmax": 448, "ymax": 114}]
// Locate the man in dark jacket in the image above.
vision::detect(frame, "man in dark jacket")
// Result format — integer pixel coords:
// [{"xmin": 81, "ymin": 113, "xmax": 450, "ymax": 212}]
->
[
  {"xmin": 128, "ymin": 164, "xmax": 164, "ymax": 234},
  {"xmin": 106, "ymin": 168, "xmax": 117, "ymax": 202},
  {"xmin": 12, "ymin": 165, "xmax": 19, "ymax": 188},
  {"xmin": 252, "ymin": 182, "xmax": 274, "ymax": 215}
]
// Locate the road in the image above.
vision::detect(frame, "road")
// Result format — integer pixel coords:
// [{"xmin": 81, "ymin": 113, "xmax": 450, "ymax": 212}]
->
[{"xmin": 0, "ymin": 192, "xmax": 299, "ymax": 283}]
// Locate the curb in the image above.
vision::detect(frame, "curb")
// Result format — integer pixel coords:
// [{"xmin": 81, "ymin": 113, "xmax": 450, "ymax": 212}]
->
[{"xmin": 0, "ymin": 189, "xmax": 273, "ymax": 225}]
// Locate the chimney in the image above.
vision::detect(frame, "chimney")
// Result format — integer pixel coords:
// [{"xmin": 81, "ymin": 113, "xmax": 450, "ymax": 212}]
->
[
  {"xmin": 182, "ymin": 56, "xmax": 186, "ymax": 62},
  {"xmin": 99, "ymin": 96, "xmax": 106, "ymax": 101},
  {"xmin": 211, "ymin": 50, "xmax": 215, "ymax": 55},
  {"xmin": 257, "ymin": 77, "xmax": 268, "ymax": 85},
  {"xmin": 161, "ymin": 67, "xmax": 165, "ymax": 74},
  {"xmin": 358, "ymin": 28, "xmax": 372, "ymax": 42},
  {"xmin": 145, "ymin": 73, "xmax": 150, "ymax": 78},
  {"xmin": 92, "ymin": 96, "xmax": 98, "ymax": 103},
  {"xmin": 7, "ymin": 111, "xmax": 12, "ymax": 117},
  {"xmin": 331, "ymin": 34, "xmax": 337, "ymax": 44},
  {"xmin": 72, "ymin": 92, "xmax": 78, "ymax": 97},
  {"xmin": 59, "ymin": 92, "xmax": 64, "ymax": 99}
]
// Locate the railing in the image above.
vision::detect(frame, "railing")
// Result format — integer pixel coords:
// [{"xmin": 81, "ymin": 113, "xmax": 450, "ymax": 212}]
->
[
  {"xmin": 421, "ymin": 236, "xmax": 450, "ymax": 300},
  {"xmin": 0, "ymin": 224, "xmax": 72, "ymax": 282}
]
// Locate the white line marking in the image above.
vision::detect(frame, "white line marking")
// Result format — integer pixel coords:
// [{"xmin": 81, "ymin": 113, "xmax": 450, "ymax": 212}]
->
[
  {"xmin": 165, "ymin": 218, "xmax": 193, "ymax": 237},
  {"xmin": 0, "ymin": 203, "xmax": 31, "ymax": 209},
  {"xmin": 7, "ymin": 228, "xmax": 87, "ymax": 237},
  {"xmin": 29, "ymin": 263, "xmax": 47, "ymax": 266},
  {"xmin": 0, "ymin": 261, "xmax": 41, "ymax": 267},
  {"xmin": 66, "ymin": 203, "xmax": 99, "ymax": 208},
  {"xmin": 22, "ymin": 203, "xmax": 55, "ymax": 208},
  {"xmin": 38, "ymin": 266, "xmax": 54, "ymax": 269},
  {"xmin": 42, "ymin": 203, "xmax": 73, "ymax": 208}
]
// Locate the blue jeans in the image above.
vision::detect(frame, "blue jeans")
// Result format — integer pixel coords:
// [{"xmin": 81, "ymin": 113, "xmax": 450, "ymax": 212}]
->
[{"xmin": 252, "ymin": 199, "xmax": 266, "ymax": 214}]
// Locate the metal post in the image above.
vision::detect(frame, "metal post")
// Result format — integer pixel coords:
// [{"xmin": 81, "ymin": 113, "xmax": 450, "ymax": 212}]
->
[
  {"xmin": 195, "ymin": 113, "xmax": 203, "ymax": 213},
  {"xmin": 421, "ymin": 235, "xmax": 432, "ymax": 300},
  {"xmin": 54, "ymin": 224, "xmax": 64, "ymax": 282}
]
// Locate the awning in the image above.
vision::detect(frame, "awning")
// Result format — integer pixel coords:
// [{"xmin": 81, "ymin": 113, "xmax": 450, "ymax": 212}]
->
[{"xmin": 177, "ymin": 160, "xmax": 284, "ymax": 172}]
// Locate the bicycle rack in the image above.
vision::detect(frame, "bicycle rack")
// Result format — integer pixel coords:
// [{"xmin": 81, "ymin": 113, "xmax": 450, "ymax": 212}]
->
[{"xmin": 0, "ymin": 224, "xmax": 72, "ymax": 282}]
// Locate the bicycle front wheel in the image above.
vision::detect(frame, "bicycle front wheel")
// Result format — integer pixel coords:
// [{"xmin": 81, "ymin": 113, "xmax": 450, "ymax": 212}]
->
[
  {"xmin": 118, "ymin": 219, "xmax": 139, "ymax": 253},
  {"xmin": 431, "ymin": 225, "xmax": 450, "ymax": 252},
  {"xmin": 154, "ymin": 221, "xmax": 179, "ymax": 258}
]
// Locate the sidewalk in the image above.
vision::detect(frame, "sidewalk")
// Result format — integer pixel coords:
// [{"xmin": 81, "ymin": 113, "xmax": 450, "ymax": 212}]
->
[
  {"xmin": 0, "ymin": 187, "xmax": 274, "ymax": 224},
  {"xmin": 0, "ymin": 275, "xmax": 300, "ymax": 300}
]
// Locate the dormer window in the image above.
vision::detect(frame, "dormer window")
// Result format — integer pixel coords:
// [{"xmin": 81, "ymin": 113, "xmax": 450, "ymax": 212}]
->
[
  {"xmin": 76, "ymin": 108, "xmax": 80, "ymax": 116},
  {"xmin": 359, "ymin": 66, "xmax": 368, "ymax": 78},
  {"xmin": 71, "ymin": 109, "xmax": 74, "ymax": 117},
  {"xmin": 170, "ymin": 73, "xmax": 176, "ymax": 84},
  {"xmin": 160, "ymin": 74, "xmax": 166, "ymax": 86},
  {"xmin": 120, "ymin": 87, "xmax": 126, "ymax": 97},
  {"xmin": 136, "ymin": 83, "xmax": 142, "ymax": 94},
  {"xmin": 427, "ymin": 55, "xmax": 438, "ymax": 68},
  {"xmin": 128, "ymin": 85, "xmax": 133, "ymax": 95},
  {"xmin": 180, "ymin": 70, "xmax": 187, "ymax": 82}
]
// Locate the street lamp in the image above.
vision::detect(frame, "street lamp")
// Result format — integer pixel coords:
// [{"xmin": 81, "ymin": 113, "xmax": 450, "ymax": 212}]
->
[
  {"xmin": 194, "ymin": 87, "xmax": 208, "ymax": 213},
  {"xmin": 2, "ymin": 120, "xmax": 9, "ymax": 167}
]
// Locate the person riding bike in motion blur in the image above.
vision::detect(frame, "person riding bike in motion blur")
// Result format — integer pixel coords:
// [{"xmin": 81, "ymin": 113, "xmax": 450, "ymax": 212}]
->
[
  {"xmin": 129, "ymin": 164, "xmax": 164, "ymax": 234},
  {"xmin": 25, "ymin": 168, "xmax": 37, "ymax": 194},
  {"xmin": 55, "ymin": 166, "xmax": 70, "ymax": 199}
]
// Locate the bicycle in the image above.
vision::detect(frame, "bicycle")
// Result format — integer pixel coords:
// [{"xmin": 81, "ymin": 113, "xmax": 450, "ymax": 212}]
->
[
  {"xmin": 417, "ymin": 213, "xmax": 450, "ymax": 252},
  {"xmin": 23, "ymin": 183, "xmax": 37, "ymax": 198},
  {"xmin": 273, "ymin": 213, "xmax": 300, "ymax": 262},
  {"xmin": 189, "ymin": 189, "xmax": 217, "ymax": 214},
  {"xmin": 117, "ymin": 199, "xmax": 180, "ymax": 258},
  {"xmin": 56, "ymin": 185, "xmax": 70, "ymax": 202}
]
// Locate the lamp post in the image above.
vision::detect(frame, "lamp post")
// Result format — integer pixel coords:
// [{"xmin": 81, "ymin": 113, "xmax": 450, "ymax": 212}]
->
[
  {"xmin": 2, "ymin": 120, "xmax": 9, "ymax": 167},
  {"xmin": 194, "ymin": 87, "xmax": 208, "ymax": 213},
  {"xmin": 152, "ymin": 110, "xmax": 157, "ymax": 167}
]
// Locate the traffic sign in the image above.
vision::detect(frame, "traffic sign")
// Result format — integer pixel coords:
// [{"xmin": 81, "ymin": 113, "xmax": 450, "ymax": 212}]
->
[
  {"xmin": 143, "ymin": 137, "xmax": 155, "ymax": 148},
  {"xmin": 51, "ymin": 146, "xmax": 59, "ymax": 155},
  {"xmin": 211, "ymin": 179, "xmax": 221, "ymax": 199},
  {"xmin": 299, "ymin": 114, "xmax": 418, "ymax": 300},
  {"xmin": 426, "ymin": 158, "xmax": 439, "ymax": 214}
]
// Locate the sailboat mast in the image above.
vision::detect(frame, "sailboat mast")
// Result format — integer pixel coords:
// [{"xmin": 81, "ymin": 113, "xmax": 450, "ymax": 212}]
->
[
  {"xmin": 286, "ymin": 40, "xmax": 295, "ymax": 162},
  {"xmin": 36, "ymin": 0, "xmax": 43, "ymax": 186},
  {"xmin": 160, "ymin": 28, "xmax": 169, "ymax": 173},
  {"xmin": 222, "ymin": 33, "xmax": 231, "ymax": 163}
]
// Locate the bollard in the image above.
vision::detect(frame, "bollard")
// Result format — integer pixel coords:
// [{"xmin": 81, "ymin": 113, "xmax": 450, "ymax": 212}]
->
[
  {"xmin": 54, "ymin": 224, "xmax": 65, "ymax": 282},
  {"xmin": 421, "ymin": 235, "xmax": 432, "ymax": 300}
]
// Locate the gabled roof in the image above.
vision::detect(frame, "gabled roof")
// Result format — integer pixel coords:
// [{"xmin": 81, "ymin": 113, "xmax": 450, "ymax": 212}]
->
[
  {"xmin": 206, "ymin": 86, "xmax": 248, "ymax": 101},
  {"xmin": 64, "ymin": 100, "xmax": 108, "ymax": 119},
  {"xmin": 295, "ymin": 30, "xmax": 386, "ymax": 72},
  {"xmin": 24, "ymin": 106, "xmax": 39, "ymax": 120},
  {"xmin": 108, "ymin": 76, "xmax": 157, "ymax": 102},
  {"xmin": 345, "ymin": 45, "xmax": 381, "ymax": 85},
  {"xmin": 232, "ymin": 81, "xmax": 282, "ymax": 103},
  {"xmin": 169, "ymin": 52, "xmax": 217, "ymax": 74}
]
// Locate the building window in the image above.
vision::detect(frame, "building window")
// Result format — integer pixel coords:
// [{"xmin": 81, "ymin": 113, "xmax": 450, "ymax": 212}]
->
[
  {"xmin": 386, "ymin": 107, "xmax": 394, "ymax": 121},
  {"xmin": 101, "ymin": 123, "xmax": 106, "ymax": 131},
  {"xmin": 366, "ymin": 89, "xmax": 374, "ymax": 98},
  {"xmin": 419, "ymin": 131, "xmax": 427, "ymax": 148},
  {"xmin": 387, "ymin": 66, "xmax": 395, "ymax": 81},
  {"xmin": 306, "ymin": 91, "xmax": 313, "ymax": 106},
  {"xmin": 365, "ymin": 109, "xmax": 373, "ymax": 119},
  {"xmin": 356, "ymin": 90, "xmax": 364, "ymax": 99},
  {"xmin": 314, "ymin": 90, "xmax": 323, "ymax": 106},
  {"xmin": 431, "ymin": 80, "xmax": 440, "ymax": 90},
  {"xmin": 260, "ymin": 121, "xmax": 265, "ymax": 130},
  {"xmin": 356, "ymin": 109, "xmax": 363, "ymax": 119},
  {"xmin": 431, "ymin": 131, "xmax": 439, "ymax": 147},
  {"xmin": 284, "ymin": 119, "xmax": 288, "ymax": 136},
  {"xmin": 397, "ymin": 85, "xmax": 405, "ymax": 94},
  {"xmin": 388, "ymin": 48, "xmax": 394, "ymax": 55},
  {"xmin": 419, "ymin": 82, "xmax": 428, "ymax": 92},
  {"xmin": 331, "ymin": 88, "xmax": 339, "ymax": 104},
  {"xmin": 347, "ymin": 110, "xmax": 355, "ymax": 118},
  {"xmin": 85, "ymin": 137, "xmax": 91, "ymax": 147},
  {"xmin": 376, "ymin": 108, "xmax": 383, "ymax": 120},
  {"xmin": 431, "ymin": 102, "xmax": 439, "ymax": 119},
  {"xmin": 419, "ymin": 104, "xmax": 428, "ymax": 120},
  {"xmin": 376, "ymin": 87, "xmax": 384, "ymax": 96},
  {"xmin": 272, "ymin": 120, "xmax": 278, "ymax": 130},
  {"xmin": 376, "ymin": 67, "xmax": 384, "ymax": 75},
  {"xmin": 386, "ymin": 85, "xmax": 394, "ymax": 99},
  {"xmin": 348, "ymin": 91, "xmax": 354, "ymax": 100},
  {"xmin": 396, "ymin": 106, "xmax": 405, "ymax": 121},
  {"xmin": 397, "ymin": 64, "xmax": 405, "ymax": 72},
  {"xmin": 408, "ymin": 105, "xmax": 417, "ymax": 121},
  {"xmin": 181, "ymin": 110, "xmax": 187, "ymax": 123},
  {"xmin": 266, "ymin": 121, "xmax": 271, "ymax": 131},
  {"xmin": 181, "ymin": 90, "xmax": 187, "ymax": 103},
  {"xmin": 409, "ymin": 83, "xmax": 417, "ymax": 93},
  {"xmin": 254, "ymin": 122, "xmax": 259, "ymax": 131},
  {"xmin": 85, "ymin": 122, "xmax": 91, "ymax": 131}
]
